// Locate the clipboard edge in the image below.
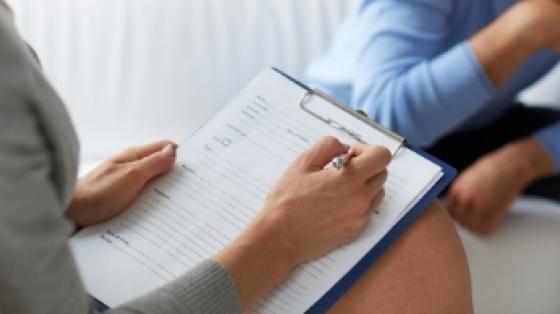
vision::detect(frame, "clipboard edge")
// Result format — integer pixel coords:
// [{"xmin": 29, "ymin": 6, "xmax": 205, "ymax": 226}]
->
[
  {"xmin": 272, "ymin": 67, "xmax": 406, "ymax": 147},
  {"xmin": 270, "ymin": 66, "xmax": 459, "ymax": 313},
  {"xmin": 307, "ymin": 146, "xmax": 457, "ymax": 313}
]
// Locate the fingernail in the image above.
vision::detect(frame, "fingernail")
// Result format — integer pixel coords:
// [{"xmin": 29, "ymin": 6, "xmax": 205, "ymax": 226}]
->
[{"xmin": 162, "ymin": 144, "xmax": 176, "ymax": 156}]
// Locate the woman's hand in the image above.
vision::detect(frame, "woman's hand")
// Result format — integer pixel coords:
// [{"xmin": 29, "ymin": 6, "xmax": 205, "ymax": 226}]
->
[
  {"xmin": 215, "ymin": 137, "xmax": 391, "ymax": 309},
  {"xmin": 260, "ymin": 138, "xmax": 390, "ymax": 265},
  {"xmin": 66, "ymin": 141, "xmax": 177, "ymax": 227}
]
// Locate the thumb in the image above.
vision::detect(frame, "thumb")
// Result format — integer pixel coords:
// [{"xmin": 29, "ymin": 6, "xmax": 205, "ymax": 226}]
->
[
  {"xmin": 132, "ymin": 143, "xmax": 177, "ymax": 182},
  {"xmin": 299, "ymin": 136, "xmax": 348, "ymax": 171}
]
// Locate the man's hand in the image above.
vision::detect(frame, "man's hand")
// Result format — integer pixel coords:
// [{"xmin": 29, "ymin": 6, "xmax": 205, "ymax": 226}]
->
[
  {"xmin": 215, "ymin": 137, "xmax": 391, "ymax": 309},
  {"xmin": 448, "ymin": 137, "xmax": 554, "ymax": 235},
  {"xmin": 66, "ymin": 141, "xmax": 177, "ymax": 227}
]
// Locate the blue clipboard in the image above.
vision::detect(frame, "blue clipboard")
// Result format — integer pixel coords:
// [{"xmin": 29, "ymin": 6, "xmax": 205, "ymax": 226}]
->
[
  {"xmin": 271, "ymin": 67, "xmax": 457, "ymax": 313},
  {"xmin": 307, "ymin": 144, "xmax": 456, "ymax": 313},
  {"xmin": 93, "ymin": 68, "xmax": 457, "ymax": 313}
]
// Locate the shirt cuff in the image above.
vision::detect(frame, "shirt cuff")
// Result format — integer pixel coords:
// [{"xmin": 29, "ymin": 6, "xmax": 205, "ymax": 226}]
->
[
  {"xmin": 535, "ymin": 121, "xmax": 560, "ymax": 172},
  {"xmin": 429, "ymin": 41, "xmax": 495, "ymax": 113},
  {"xmin": 396, "ymin": 41, "xmax": 496, "ymax": 146}
]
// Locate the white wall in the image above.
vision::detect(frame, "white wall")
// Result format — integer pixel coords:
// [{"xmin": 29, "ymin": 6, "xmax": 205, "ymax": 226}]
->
[{"xmin": 8, "ymin": 0, "xmax": 350, "ymax": 161}]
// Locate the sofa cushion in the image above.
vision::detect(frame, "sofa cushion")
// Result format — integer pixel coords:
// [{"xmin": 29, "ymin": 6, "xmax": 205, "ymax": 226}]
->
[{"xmin": 459, "ymin": 198, "xmax": 560, "ymax": 314}]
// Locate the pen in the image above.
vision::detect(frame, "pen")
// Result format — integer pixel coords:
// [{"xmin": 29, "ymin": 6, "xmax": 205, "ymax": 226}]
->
[
  {"xmin": 330, "ymin": 142, "xmax": 404, "ymax": 170},
  {"xmin": 331, "ymin": 147, "xmax": 354, "ymax": 170}
]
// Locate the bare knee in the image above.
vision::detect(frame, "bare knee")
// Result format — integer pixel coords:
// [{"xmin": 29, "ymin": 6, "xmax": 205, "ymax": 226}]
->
[{"xmin": 331, "ymin": 201, "xmax": 472, "ymax": 314}]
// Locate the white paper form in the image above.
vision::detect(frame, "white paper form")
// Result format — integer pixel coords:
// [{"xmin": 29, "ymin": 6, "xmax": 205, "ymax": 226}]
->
[{"xmin": 70, "ymin": 68, "xmax": 442, "ymax": 313}]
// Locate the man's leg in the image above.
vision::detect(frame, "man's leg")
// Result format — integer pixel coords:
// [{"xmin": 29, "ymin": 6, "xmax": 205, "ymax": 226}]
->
[
  {"xmin": 331, "ymin": 201, "xmax": 472, "ymax": 314},
  {"xmin": 427, "ymin": 105, "xmax": 560, "ymax": 201}
]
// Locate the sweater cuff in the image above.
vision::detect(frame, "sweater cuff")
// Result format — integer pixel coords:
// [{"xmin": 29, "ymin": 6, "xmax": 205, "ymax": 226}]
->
[
  {"xmin": 535, "ymin": 121, "xmax": 560, "ymax": 173},
  {"xmin": 116, "ymin": 260, "xmax": 241, "ymax": 314},
  {"xmin": 166, "ymin": 260, "xmax": 241, "ymax": 314}
]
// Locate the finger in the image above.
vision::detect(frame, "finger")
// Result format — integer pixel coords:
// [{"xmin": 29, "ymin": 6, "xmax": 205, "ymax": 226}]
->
[
  {"xmin": 447, "ymin": 194, "xmax": 459, "ymax": 218},
  {"xmin": 450, "ymin": 195, "xmax": 470, "ymax": 221},
  {"xmin": 447, "ymin": 183, "xmax": 466, "ymax": 218},
  {"xmin": 114, "ymin": 140, "xmax": 178, "ymax": 163},
  {"xmin": 462, "ymin": 213, "xmax": 487, "ymax": 235},
  {"xmin": 469, "ymin": 204, "xmax": 501, "ymax": 235},
  {"xmin": 348, "ymin": 145, "xmax": 391, "ymax": 181},
  {"xmin": 365, "ymin": 169, "xmax": 388, "ymax": 195},
  {"xmin": 366, "ymin": 189, "xmax": 385, "ymax": 217},
  {"xmin": 454, "ymin": 201, "xmax": 482, "ymax": 232},
  {"xmin": 299, "ymin": 136, "xmax": 348, "ymax": 171},
  {"xmin": 478, "ymin": 213, "xmax": 502, "ymax": 235},
  {"xmin": 131, "ymin": 143, "xmax": 177, "ymax": 182}
]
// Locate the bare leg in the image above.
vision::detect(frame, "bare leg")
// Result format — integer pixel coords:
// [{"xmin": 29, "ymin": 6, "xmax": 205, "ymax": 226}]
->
[{"xmin": 331, "ymin": 201, "xmax": 472, "ymax": 314}]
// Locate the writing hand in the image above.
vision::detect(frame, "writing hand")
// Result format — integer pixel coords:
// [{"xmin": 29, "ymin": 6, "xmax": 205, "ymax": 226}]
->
[{"xmin": 215, "ymin": 136, "xmax": 391, "ymax": 309}]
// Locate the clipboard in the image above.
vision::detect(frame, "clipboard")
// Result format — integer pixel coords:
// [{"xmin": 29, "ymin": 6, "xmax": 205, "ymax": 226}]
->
[
  {"xmin": 271, "ymin": 67, "xmax": 457, "ymax": 313},
  {"xmin": 92, "ymin": 68, "xmax": 457, "ymax": 313}
]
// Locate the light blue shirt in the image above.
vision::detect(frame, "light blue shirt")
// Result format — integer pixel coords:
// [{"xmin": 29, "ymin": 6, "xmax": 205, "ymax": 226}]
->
[{"xmin": 306, "ymin": 0, "xmax": 560, "ymax": 171}]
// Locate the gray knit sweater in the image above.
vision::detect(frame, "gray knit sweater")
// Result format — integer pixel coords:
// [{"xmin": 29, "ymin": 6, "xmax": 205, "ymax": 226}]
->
[{"xmin": 0, "ymin": 6, "xmax": 240, "ymax": 314}]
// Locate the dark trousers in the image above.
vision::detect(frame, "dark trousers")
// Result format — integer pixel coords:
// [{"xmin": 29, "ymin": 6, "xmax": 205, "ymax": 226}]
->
[{"xmin": 426, "ymin": 105, "xmax": 560, "ymax": 202}]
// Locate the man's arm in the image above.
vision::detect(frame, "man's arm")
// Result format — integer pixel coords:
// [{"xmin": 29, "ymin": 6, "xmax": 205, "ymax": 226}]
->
[
  {"xmin": 447, "ymin": 2, "xmax": 560, "ymax": 234},
  {"xmin": 348, "ymin": 1, "xmax": 495, "ymax": 147},
  {"xmin": 348, "ymin": 1, "xmax": 560, "ymax": 149},
  {"xmin": 471, "ymin": 1, "xmax": 560, "ymax": 87},
  {"xmin": 470, "ymin": 1, "xmax": 560, "ymax": 174}
]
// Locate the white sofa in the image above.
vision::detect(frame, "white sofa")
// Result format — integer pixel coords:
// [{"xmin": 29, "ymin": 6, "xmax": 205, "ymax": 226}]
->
[{"xmin": 8, "ymin": 1, "xmax": 560, "ymax": 313}]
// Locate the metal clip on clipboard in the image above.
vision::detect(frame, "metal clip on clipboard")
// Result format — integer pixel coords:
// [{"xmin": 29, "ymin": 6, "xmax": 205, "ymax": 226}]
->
[{"xmin": 299, "ymin": 89, "xmax": 406, "ymax": 157}]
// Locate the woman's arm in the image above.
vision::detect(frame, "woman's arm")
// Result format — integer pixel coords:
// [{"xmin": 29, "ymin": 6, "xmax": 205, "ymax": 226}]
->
[
  {"xmin": 0, "ymin": 8, "xmax": 391, "ymax": 313},
  {"xmin": 215, "ymin": 138, "xmax": 389, "ymax": 309},
  {"xmin": 0, "ymin": 90, "xmax": 389, "ymax": 313},
  {"xmin": 0, "ymin": 74, "xmax": 92, "ymax": 314},
  {"xmin": 69, "ymin": 137, "xmax": 389, "ymax": 312}
]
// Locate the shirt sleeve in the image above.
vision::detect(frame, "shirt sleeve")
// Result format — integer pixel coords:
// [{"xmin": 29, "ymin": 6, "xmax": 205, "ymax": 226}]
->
[
  {"xmin": 350, "ymin": 0, "xmax": 495, "ymax": 147},
  {"xmin": 535, "ymin": 121, "xmax": 560, "ymax": 172}
]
